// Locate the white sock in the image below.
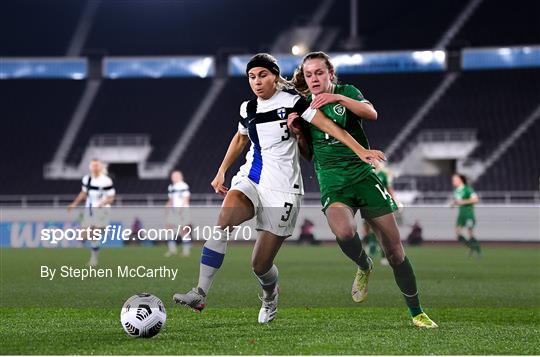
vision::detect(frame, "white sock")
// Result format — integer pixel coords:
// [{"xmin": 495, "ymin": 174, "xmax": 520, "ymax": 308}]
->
[
  {"xmin": 90, "ymin": 247, "xmax": 100, "ymax": 263},
  {"xmin": 255, "ymin": 265, "xmax": 279, "ymax": 298},
  {"xmin": 182, "ymin": 232, "xmax": 192, "ymax": 255},
  {"xmin": 197, "ymin": 228, "xmax": 229, "ymax": 294},
  {"xmin": 167, "ymin": 240, "xmax": 177, "ymax": 254}
]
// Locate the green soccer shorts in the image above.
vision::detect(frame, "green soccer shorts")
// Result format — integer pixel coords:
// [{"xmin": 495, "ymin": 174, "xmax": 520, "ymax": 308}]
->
[
  {"xmin": 321, "ymin": 172, "xmax": 398, "ymax": 219},
  {"xmin": 456, "ymin": 213, "xmax": 476, "ymax": 228}
]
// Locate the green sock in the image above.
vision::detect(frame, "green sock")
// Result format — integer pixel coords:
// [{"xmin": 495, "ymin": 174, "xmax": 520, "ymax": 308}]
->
[
  {"xmin": 470, "ymin": 237, "xmax": 481, "ymax": 253},
  {"xmin": 366, "ymin": 233, "xmax": 378, "ymax": 256},
  {"xmin": 392, "ymin": 256, "xmax": 423, "ymax": 317},
  {"xmin": 336, "ymin": 233, "xmax": 371, "ymax": 271},
  {"xmin": 458, "ymin": 235, "xmax": 470, "ymax": 247}
]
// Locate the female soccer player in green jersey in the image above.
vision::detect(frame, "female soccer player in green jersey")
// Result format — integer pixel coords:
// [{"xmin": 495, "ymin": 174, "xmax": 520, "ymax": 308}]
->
[
  {"xmin": 452, "ymin": 174, "xmax": 481, "ymax": 256},
  {"xmin": 288, "ymin": 51, "xmax": 437, "ymax": 328}
]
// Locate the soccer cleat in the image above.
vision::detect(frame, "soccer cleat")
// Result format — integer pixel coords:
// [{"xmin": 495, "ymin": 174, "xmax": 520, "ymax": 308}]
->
[
  {"xmin": 380, "ymin": 257, "xmax": 389, "ymax": 266},
  {"xmin": 412, "ymin": 312, "xmax": 438, "ymax": 328},
  {"xmin": 173, "ymin": 287, "xmax": 206, "ymax": 312},
  {"xmin": 351, "ymin": 257, "xmax": 372, "ymax": 303},
  {"xmin": 258, "ymin": 286, "xmax": 279, "ymax": 324},
  {"xmin": 88, "ymin": 258, "xmax": 98, "ymax": 267},
  {"xmin": 164, "ymin": 251, "xmax": 176, "ymax": 258}
]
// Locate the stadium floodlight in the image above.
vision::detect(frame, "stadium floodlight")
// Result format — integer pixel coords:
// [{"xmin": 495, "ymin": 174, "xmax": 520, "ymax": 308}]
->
[{"xmin": 291, "ymin": 44, "xmax": 307, "ymax": 56}]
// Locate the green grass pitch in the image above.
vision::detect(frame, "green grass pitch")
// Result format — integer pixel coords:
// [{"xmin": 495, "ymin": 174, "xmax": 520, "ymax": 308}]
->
[{"xmin": 1, "ymin": 244, "xmax": 539, "ymax": 354}]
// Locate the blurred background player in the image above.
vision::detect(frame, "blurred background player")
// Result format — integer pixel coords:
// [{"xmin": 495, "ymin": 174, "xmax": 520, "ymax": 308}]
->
[
  {"xmin": 297, "ymin": 218, "xmax": 320, "ymax": 245},
  {"xmin": 68, "ymin": 159, "xmax": 115, "ymax": 266},
  {"xmin": 173, "ymin": 53, "xmax": 383, "ymax": 324},
  {"xmin": 289, "ymin": 51, "xmax": 437, "ymax": 328},
  {"xmin": 452, "ymin": 173, "xmax": 481, "ymax": 257},
  {"xmin": 165, "ymin": 170, "xmax": 192, "ymax": 257},
  {"xmin": 407, "ymin": 220, "xmax": 424, "ymax": 246}
]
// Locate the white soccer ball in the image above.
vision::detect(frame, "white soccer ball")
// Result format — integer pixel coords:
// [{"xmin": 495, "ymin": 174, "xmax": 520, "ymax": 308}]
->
[{"xmin": 120, "ymin": 293, "xmax": 166, "ymax": 338}]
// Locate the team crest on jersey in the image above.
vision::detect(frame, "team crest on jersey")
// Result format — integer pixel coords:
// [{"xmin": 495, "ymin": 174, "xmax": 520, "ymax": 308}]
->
[
  {"xmin": 277, "ymin": 107, "xmax": 287, "ymax": 119},
  {"xmin": 333, "ymin": 104, "xmax": 345, "ymax": 116}
]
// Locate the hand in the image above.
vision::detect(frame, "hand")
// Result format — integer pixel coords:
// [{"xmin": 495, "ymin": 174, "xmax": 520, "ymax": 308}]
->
[
  {"xmin": 358, "ymin": 149, "xmax": 386, "ymax": 165},
  {"xmin": 310, "ymin": 93, "xmax": 342, "ymax": 109},
  {"xmin": 287, "ymin": 112, "xmax": 303, "ymax": 136},
  {"xmin": 67, "ymin": 203, "xmax": 76, "ymax": 212},
  {"xmin": 211, "ymin": 170, "xmax": 228, "ymax": 196}
]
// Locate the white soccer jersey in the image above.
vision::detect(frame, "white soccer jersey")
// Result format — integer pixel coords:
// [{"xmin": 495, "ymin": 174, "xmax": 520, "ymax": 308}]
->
[
  {"xmin": 81, "ymin": 174, "xmax": 115, "ymax": 209},
  {"xmin": 168, "ymin": 182, "xmax": 190, "ymax": 207},
  {"xmin": 237, "ymin": 90, "xmax": 315, "ymax": 195}
]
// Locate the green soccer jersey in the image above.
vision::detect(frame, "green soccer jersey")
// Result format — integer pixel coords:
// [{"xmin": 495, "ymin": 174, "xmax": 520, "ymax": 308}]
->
[
  {"xmin": 453, "ymin": 185, "xmax": 476, "ymax": 217},
  {"xmin": 306, "ymin": 84, "xmax": 373, "ymax": 196}
]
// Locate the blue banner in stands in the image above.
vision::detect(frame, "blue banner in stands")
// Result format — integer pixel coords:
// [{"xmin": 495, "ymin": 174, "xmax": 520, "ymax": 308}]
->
[
  {"xmin": 0, "ymin": 58, "xmax": 87, "ymax": 79},
  {"xmin": 229, "ymin": 51, "xmax": 447, "ymax": 76},
  {"xmin": 104, "ymin": 56, "xmax": 215, "ymax": 78},
  {"xmin": 462, "ymin": 46, "xmax": 540, "ymax": 70}
]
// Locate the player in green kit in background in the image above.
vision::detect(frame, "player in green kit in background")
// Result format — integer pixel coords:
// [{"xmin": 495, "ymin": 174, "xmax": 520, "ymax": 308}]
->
[
  {"xmin": 452, "ymin": 174, "xmax": 481, "ymax": 257},
  {"xmin": 288, "ymin": 52, "xmax": 437, "ymax": 328}
]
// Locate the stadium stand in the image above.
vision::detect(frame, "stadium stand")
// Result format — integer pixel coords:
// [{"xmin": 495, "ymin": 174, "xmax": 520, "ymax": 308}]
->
[
  {"xmin": 84, "ymin": 0, "xmax": 314, "ymax": 56},
  {"xmin": 1, "ymin": 0, "xmax": 539, "ymax": 198},
  {"xmin": 0, "ymin": 1, "xmax": 84, "ymax": 56},
  {"xmin": 389, "ymin": 69, "xmax": 540, "ymax": 192},
  {"xmin": 475, "ymin": 118, "xmax": 540, "ymax": 191},
  {"xmin": 0, "ymin": 80, "xmax": 84, "ymax": 194},
  {"xmin": 451, "ymin": 0, "xmax": 540, "ymax": 48},
  {"xmin": 326, "ymin": 0, "xmax": 469, "ymax": 51},
  {"xmin": 66, "ymin": 78, "xmax": 212, "ymax": 164},
  {"xmin": 390, "ymin": 69, "xmax": 540, "ymax": 163}
]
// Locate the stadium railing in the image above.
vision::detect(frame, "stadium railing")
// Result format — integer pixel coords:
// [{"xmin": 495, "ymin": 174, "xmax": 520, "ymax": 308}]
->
[
  {"xmin": 416, "ymin": 129, "xmax": 477, "ymax": 143},
  {"xmin": 88, "ymin": 134, "xmax": 150, "ymax": 147},
  {"xmin": 0, "ymin": 191, "xmax": 538, "ymax": 207}
]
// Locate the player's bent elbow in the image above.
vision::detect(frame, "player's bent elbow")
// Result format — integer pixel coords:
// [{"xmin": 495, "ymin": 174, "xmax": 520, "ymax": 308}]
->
[
  {"xmin": 365, "ymin": 109, "xmax": 378, "ymax": 120},
  {"xmin": 239, "ymin": 134, "xmax": 250, "ymax": 146}
]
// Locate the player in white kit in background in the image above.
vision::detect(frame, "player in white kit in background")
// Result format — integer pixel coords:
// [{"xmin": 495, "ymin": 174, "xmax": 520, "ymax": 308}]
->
[
  {"xmin": 173, "ymin": 54, "xmax": 384, "ymax": 323},
  {"xmin": 68, "ymin": 159, "xmax": 115, "ymax": 266},
  {"xmin": 165, "ymin": 170, "xmax": 192, "ymax": 257}
]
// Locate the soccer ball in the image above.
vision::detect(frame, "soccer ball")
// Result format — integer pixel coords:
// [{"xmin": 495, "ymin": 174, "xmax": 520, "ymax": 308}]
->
[{"xmin": 120, "ymin": 293, "xmax": 166, "ymax": 338}]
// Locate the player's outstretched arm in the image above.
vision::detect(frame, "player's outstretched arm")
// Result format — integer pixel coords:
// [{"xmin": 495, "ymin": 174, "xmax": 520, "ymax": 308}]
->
[
  {"xmin": 296, "ymin": 131, "xmax": 313, "ymax": 162},
  {"xmin": 68, "ymin": 191, "xmax": 87, "ymax": 211},
  {"xmin": 310, "ymin": 93, "xmax": 377, "ymax": 120},
  {"xmin": 211, "ymin": 130, "xmax": 250, "ymax": 195},
  {"xmin": 288, "ymin": 113, "xmax": 313, "ymax": 161},
  {"xmin": 310, "ymin": 110, "xmax": 386, "ymax": 165}
]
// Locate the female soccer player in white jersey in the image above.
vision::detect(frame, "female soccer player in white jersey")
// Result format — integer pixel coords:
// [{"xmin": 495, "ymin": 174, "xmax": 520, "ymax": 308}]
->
[
  {"xmin": 173, "ymin": 53, "xmax": 385, "ymax": 324},
  {"xmin": 165, "ymin": 170, "xmax": 192, "ymax": 257},
  {"xmin": 68, "ymin": 159, "xmax": 115, "ymax": 266}
]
